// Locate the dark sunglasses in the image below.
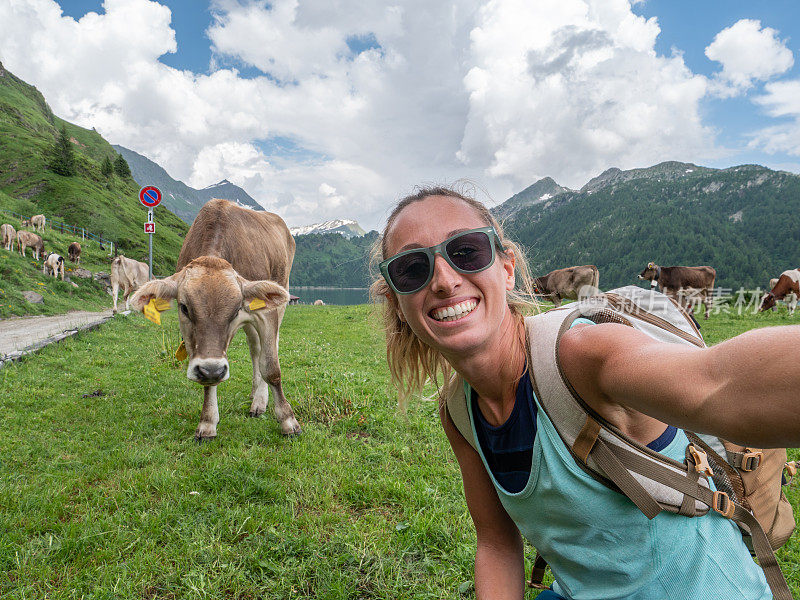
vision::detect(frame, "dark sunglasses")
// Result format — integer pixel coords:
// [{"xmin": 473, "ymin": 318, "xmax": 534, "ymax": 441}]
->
[{"xmin": 380, "ymin": 227, "xmax": 501, "ymax": 294}]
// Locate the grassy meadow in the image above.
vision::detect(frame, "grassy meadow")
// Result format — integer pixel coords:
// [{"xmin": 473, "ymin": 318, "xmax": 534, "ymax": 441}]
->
[{"xmin": 0, "ymin": 304, "xmax": 798, "ymax": 598}]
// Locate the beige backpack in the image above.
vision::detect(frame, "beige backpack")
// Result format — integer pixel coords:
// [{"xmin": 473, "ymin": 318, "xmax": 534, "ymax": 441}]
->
[{"xmin": 446, "ymin": 286, "xmax": 797, "ymax": 598}]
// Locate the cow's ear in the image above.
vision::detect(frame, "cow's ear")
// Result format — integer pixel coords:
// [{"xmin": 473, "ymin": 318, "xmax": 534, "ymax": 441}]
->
[
  {"xmin": 241, "ymin": 279, "xmax": 290, "ymax": 311},
  {"xmin": 130, "ymin": 275, "xmax": 179, "ymax": 312}
]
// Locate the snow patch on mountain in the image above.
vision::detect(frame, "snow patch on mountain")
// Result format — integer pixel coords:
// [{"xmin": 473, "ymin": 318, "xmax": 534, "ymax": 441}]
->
[{"xmin": 290, "ymin": 219, "xmax": 366, "ymax": 238}]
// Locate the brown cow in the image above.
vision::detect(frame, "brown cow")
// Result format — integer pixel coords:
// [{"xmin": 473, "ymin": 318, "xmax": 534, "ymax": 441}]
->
[
  {"xmin": 130, "ymin": 199, "xmax": 297, "ymax": 441},
  {"xmin": 638, "ymin": 262, "xmax": 716, "ymax": 319},
  {"xmin": 760, "ymin": 270, "xmax": 800, "ymax": 313},
  {"xmin": 533, "ymin": 265, "xmax": 600, "ymax": 308},
  {"xmin": 17, "ymin": 230, "xmax": 44, "ymax": 259},
  {"xmin": 43, "ymin": 253, "xmax": 65, "ymax": 280},
  {"xmin": 1, "ymin": 223, "xmax": 15, "ymax": 252},
  {"xmin": 68, "ymin": 242, "xmax": 82, "ymax": 264},
  {"xmin": 31, "ymin": 214, "xmax": 46, "ymax": 232},
  {"xmin": 20, "ymin": 218, "xmax": 31, "ymax": 227},
  {"xmin": 111, "ymin": 255, "xmax": 150, "ymax": 313}
]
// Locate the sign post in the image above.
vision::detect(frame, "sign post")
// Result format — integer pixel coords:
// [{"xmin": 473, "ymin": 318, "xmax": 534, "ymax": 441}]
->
[{"xmin": 139, "ymin": 186, "xmax": 162, "ymax": 279}]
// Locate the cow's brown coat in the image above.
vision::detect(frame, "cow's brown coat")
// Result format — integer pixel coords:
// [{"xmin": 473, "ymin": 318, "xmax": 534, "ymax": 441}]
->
[
  {"xmin": 638, "ymin": 263, "xmax": 716, "ymax": 319},
  {"xmin": 17, "ymin": 230, "xmax": 44, "ymax": 259},
  {"xmin": 68, "ymin": 242, "xmax": 81, "ymax": 264},
  {"xmin": 533, "ymin": 265, "xmax": 600, "ymax": 308}
]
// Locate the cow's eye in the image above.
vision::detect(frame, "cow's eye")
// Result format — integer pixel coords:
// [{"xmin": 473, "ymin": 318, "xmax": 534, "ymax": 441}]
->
[{"xmin": 179, "ymin": 303, "xmax": 190, "ymax": 317}]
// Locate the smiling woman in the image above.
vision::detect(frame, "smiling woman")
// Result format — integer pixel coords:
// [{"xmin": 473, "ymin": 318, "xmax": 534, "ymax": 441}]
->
[{"xmin": 370, "ymin": 185, "xmax": 800, "ymax": 599}]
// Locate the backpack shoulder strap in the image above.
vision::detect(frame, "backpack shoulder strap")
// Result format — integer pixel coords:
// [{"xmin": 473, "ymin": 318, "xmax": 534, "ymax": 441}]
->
[{"xmin": 444, "ymin": 373, "xmax": 479, "ymax": 452}]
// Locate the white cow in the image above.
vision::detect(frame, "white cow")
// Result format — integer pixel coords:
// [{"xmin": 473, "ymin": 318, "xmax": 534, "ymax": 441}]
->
[
  {"xmin": 43, "ymin": 253, "xmax": 65, "ymax": 280},
  {"xmin": 111, "ymin": 255, "xmax": 150, "ymax": 313},
  {"xmin": 31, "ymin": 214, "xmax": 46, "ymax": 232}
]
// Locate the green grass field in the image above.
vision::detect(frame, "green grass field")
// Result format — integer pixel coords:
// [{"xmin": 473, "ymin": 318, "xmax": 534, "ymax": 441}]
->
[{"xmin": 0, "ymin": 305, "xmax": 798, "ymax": 598}]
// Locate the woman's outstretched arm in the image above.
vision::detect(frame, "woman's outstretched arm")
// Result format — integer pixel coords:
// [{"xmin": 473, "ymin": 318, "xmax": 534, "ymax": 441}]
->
[
  {"xmin": 558, "ymin": 323, "xmax": 800, "ymax": 447},
  {"xmin": 440, "ymin": 401, "xmax": 526, "ymax": 600}
]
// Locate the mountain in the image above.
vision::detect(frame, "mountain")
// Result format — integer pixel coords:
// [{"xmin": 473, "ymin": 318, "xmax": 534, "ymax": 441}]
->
[
  {"xmin": 290, "ymin": 219, "xmax": 366, "ymax": 239},
  {"xmin": 501, "ymin": 162, "xmax": 800, "ymax": 290},
  {"xmin": 112, "ymin": 145, "xmax": 262, "ymax": 222},
  {"xmin": 112, "ymin": 144, "xmax": 203, "ymax": 223},
  {"xmin": 0, "ymin": 62, "xmax": 189, "ymax": 275},
  {"xmin": 493, "ymin": 177, "xmax": 572, "ymax": 220},
  {"xmin": 194, "ymin": 179, "xmax": 262, "ymax": 213},
  {"xmin": 291, "ymin": 231, "xmax": 378, "ymax": 287}
]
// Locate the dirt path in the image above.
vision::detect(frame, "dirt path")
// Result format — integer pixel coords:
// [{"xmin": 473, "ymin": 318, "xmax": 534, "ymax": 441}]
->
[{"xmin": 0, "ymin": 309, "xmax": 116, "ymax": 365}]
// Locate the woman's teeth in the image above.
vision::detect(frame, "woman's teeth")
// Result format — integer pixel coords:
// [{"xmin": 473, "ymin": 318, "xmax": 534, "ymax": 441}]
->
[{"xmin": 431, "ymin": 301, "xmax": 477, "ymax": 322}]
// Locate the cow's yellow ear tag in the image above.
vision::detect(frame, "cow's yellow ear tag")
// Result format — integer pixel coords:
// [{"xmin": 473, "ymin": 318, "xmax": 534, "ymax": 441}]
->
[
  {"xmin": 153, "ymin": 298, "xmax": 171, "ymax": 312},
  {"xmin": 174, "ymin": 340, "xmax": 187, "ymax": 361},
  {"xmin": 143, "ymin": 299, "xmax": 162, "ymax": 325},
  {"xmin": 249, "ymin": 298, "xmax": 267, "ymax": 311}
]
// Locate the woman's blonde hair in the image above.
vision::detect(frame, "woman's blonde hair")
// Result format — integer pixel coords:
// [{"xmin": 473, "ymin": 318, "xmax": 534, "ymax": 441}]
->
[{"xmin": 369, "ymin": 184, "xmax": 539, "ymax": 408}]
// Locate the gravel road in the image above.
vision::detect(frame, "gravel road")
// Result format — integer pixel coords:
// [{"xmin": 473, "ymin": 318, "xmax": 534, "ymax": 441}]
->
[{"xmin": 0, "ymin": 309, "xmax": 115, "ymax": 365}]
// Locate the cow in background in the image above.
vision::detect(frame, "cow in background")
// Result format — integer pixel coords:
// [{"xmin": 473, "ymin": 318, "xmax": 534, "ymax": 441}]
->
[
  {"xmin": 533, "ymin": 265, "xmax": 600, "ymax": 308},
  {"xmin": 638, "ymin": 263, "xmax": 716, "ymax": 319},
  {"xmin": 20, "ymin": 218, "xmax": 31, "ymax": 227},
  {"xmin": 760, "ymin": 270, "xmax": 800, "ymax": 314},
  {"xmin": 1, "ymin": 224, "xmax": 15, "ymax": 252},
  {"xmin": 130, "ymin": 198, "xmax": 298, "ymax": 441},
  {"xmin": 111, "ymin": 255, "xmax": 150, "ymax": 313},
  {"xmin": 31, "ymin": 214, "xmax": 45, "ymax": 232},
  {"xmin": 17, "ymin": 230, "xmax": 44, "ymax": 259},
  {"xmin": 68, "ymin": 242, "xmax": 82, "ymax": 264},
  {"xmin": 43, "ymin": 253, "xmax": 65, "ymax": 280}
]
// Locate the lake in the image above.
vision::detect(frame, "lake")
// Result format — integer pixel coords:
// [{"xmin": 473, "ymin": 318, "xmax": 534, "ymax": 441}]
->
[{"xmin": 290, "ymin": 287, "xmax": 370, "ymax": 305}]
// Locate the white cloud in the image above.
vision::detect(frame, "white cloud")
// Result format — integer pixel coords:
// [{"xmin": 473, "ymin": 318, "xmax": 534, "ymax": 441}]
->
[
  {"xmin": 458, "ymin": 0, "xmax": 716, "ymax": 188},
  {"xmin": 705, "ymin": 19, "xmax": 794, "ymax": 97},
  {"xmin": 0, "ymin": 0, "xmax": 744, "ymax": 230},
  {"xmin": 748, "ymin": 80, "xmax": 800, "ymax": 156}
]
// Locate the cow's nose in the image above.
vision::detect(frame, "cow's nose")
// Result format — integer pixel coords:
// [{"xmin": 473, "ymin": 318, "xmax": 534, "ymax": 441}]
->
[{"xmin": 195, "ymin": 363, "xmax": 227, "ymax": 382}]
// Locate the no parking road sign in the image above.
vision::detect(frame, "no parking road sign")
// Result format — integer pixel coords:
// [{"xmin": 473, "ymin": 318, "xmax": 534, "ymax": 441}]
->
[{"xmin": 139, "ymin": 185, "xmax": 162, "ymax": 208}]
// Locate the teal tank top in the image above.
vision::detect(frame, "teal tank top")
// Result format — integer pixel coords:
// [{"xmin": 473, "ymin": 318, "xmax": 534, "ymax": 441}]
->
[{"xmin": 467, "ymin": 391, "xmax": 772, "ymax": 599}]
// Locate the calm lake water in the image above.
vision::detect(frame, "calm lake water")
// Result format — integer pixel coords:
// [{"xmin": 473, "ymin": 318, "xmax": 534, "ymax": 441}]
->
[{"xmin": 290, "ymin": 287, "xmax": 370, "ymax": 305}]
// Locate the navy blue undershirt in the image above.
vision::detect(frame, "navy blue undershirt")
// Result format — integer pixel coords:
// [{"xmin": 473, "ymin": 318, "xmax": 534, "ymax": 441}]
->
[{"xmin": 470, "ymin": 368, "xmax": 677, "ymax": 494}]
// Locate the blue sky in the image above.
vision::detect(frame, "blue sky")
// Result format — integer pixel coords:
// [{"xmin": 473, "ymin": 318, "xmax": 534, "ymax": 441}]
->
[{"xmin": 2, "ymin": 1, "xmax": 800, "ymax": 229}]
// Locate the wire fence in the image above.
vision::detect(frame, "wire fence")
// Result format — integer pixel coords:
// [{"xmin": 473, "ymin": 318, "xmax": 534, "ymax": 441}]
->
[{"xmin": 0, "ymin": 208, "xmax": 114, "ymax": 253}]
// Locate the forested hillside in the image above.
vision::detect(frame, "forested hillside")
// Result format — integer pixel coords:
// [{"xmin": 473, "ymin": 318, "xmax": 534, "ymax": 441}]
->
[
  {"xmin": 291, "ymin": 231, "xmax": 379, "ymax": 287},
  {"xmin": 502, "ymin": 163, "xmax": 800, "ymax": 290},
  {"xmin": 0, "ymin": 63, "xmax": 188, "ymax": 275}
]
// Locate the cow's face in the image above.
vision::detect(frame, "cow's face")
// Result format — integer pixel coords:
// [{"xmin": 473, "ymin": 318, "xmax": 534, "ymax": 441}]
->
[
  {"xmin": 638, "ymin": 262, "xmax": 657, "ymax": 281},
  {"xmin": 130, "ymin": 256, "xmax": 289, "ymax": 386},
  {"xmin": 759, "ymin": 292, "xmax": 777, "ymax": 313}
]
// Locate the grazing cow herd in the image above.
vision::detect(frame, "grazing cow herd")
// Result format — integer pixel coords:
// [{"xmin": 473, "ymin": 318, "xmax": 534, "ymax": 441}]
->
[
  {"xmin": 1, "ymin": 214, "xmax": 85, "ymax": 272},
  {"xmin": 3, "ymin": 200, "xmax": 800, "ymax": 442}
]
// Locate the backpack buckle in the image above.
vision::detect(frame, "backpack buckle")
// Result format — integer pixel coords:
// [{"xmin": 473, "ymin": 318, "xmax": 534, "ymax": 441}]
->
[
  {"xmin": 687, "ymin": 444, "xmax": 713, "ymax": 477},
  {"xmin": 740, "ymin": 449, "xmax": 763, "ymax": 472},
  {"xmin": 786, "ymin": 461, "xmax": 797, "ymax": 484},
  {"xmin": 712, "ymin": 491, "xmax": 735, "ymax": 518}
]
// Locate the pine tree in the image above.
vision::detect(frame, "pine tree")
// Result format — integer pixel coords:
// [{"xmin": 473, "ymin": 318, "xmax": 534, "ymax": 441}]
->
[
  {"xmin": 113, "ymin": 153, "xmax": 131, "ymax": 178},
  {"xmin": 48, "ymin": 124, "xmax": 76, "ymax": 176},
  {"xmin": 101, "ymin": 155, "xmax": 114, "ymax": 178}
]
